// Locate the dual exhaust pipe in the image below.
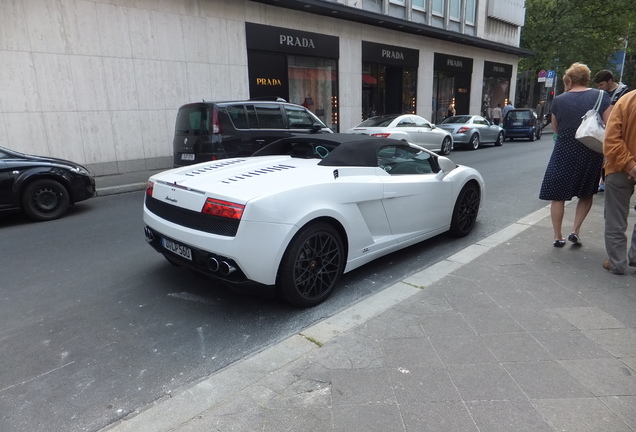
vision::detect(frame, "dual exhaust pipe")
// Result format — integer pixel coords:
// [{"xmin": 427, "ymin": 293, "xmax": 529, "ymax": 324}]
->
[{"xmin": 207, "ymin": 257, "xmax": 236, "ymax": 276}]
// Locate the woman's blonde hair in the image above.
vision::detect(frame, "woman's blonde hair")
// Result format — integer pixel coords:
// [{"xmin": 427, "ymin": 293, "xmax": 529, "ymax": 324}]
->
[{"xmin": 564, "ymin": 62, "xmax": 591, "ymax": 86}]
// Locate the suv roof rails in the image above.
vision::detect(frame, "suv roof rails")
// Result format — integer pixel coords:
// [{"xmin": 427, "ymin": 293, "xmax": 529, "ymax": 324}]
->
[{"xmin": 249, "ymin": 96, "xmax": 287, "ymax": 102}]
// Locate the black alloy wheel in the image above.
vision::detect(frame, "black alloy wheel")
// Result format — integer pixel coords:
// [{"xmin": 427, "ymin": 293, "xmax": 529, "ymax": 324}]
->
[
  {"xmin": 468, "ymin": 133, "xmax": 480, "ymax": 150},
  {"xmin": 440, "ymin": 136, "xmax": 453, "ymax": 155},
  {"xmin": 449, "ymin": 183, "xmax": 480, "ymax": 237},
  {"xmin": 278, "ymin": 222, "xmax": 345, "ymax": 307},
  {"xmin": 21, "ymin": 179, "xmax": 70, "ymax": 221},
  {"xmin": 494, "ymin": 132, "xmax": 504, "ymax": 146}
]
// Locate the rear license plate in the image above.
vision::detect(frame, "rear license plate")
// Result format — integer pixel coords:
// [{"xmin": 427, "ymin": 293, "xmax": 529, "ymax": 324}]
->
[
  {"xmin": 512, "ymin": 121, "xmax": 522, "ymax": 126},
  {"xmin": 162, "ymin": 238, "xmax": 192, "ymax": 260},
  {"xmin": 181, "ymin": 153, "xmax": 195, "ymax": 161}
]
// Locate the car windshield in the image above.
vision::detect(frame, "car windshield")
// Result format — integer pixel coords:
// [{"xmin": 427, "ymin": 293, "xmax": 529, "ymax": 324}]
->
[
  {"xmin": 441, "ymin": 116, "xmax": 472, "ymax": 124},
  {"xmin": 356, "ymin": 115, "xmax": 399, "ymax": 127}
]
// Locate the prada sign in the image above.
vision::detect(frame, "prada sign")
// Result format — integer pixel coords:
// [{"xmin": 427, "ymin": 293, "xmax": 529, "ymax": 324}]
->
[
  {"xmin": 246, "ymin": 22, "xmax": 339, "ymax": 58},
  {"xmin": 484, "ymin": 61, "xmax": 512, "ymax": 78},
  {"xmin": 434, "ymin": 53, "xmax": 473, "ymax": 73},
  {"xmin": 362, "ymin": 41, "xmax": 419, "ymax": 67}
]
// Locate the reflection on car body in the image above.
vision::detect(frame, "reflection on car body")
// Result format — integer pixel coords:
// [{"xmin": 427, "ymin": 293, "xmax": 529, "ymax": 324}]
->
[{"xmin": 143, "ymin": 134, "xmax": 484, "ymax": 307}]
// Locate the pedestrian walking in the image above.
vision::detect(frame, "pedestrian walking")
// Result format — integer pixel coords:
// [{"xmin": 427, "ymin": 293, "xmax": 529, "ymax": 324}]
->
[
  {"xmin": 602, "ymin": 89, "xmax": 636, "ymax": 274},
  {"xmin": 539, "ymin": 62, "xmax": 611, "ymax": 247},
  {"xmin": 593, "ymin": 69, "xmax": 631, "ymax": 192},
  {"xmin": 502, "ymin": 101, "xmax": 514, "ymax": 118},
  {"xmin": 492, "ymin": 103, "xmax": 502, "ymax": 125}
]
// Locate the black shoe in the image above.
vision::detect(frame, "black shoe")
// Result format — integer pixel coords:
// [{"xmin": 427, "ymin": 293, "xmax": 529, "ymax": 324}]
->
[
  {"xmin": 568, "ymin": 233, "xmax": 581, "ymax": 245},
  {"xmin": 553, "ymin": 239, "xmax": 565, "ymax": 247}
]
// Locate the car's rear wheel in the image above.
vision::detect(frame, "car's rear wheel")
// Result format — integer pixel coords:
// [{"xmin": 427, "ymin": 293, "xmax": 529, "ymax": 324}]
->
[
  {"xmin": 468, "ymin": 133, "xmax": 480, "ymax": 150},
  {"xmin": 494, "ymin": 132, "xmax": 504, "ymax": 146},
  {"xmin": 278, "ymin": 222, "xmax": 345, "ymax": 307},
  {"xmin": 449, "ymin": 183, "xmax": 480, "ymax": 237},
  {"xmin": 440, "ymin": 136, "xmax": 452, "ymax": 155},
  {"xmin": 529, "ymin": 129, "xmax": 536, "ymax": 141},
  {"xmin": 536, "ymin": 127, "xmax": 542, "ymax": 140},
  {"xmin": 21, "ymin": 179, "xmax": 70, "ymax": 221}
]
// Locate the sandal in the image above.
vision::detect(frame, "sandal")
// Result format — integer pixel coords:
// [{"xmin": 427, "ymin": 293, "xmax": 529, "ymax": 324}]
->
[{"xmin": 553, "ymin": 239, "xmax": 565, "ymax": 248}]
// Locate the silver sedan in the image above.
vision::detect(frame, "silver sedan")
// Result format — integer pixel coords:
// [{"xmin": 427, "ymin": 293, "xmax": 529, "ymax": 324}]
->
[
  {"xmin": 345, "ymin": 114, "xmax": 454, "ymax": 155},
  {"xmin": 438, "ymin": 115, "xmax": 505, "ymax": 150}
]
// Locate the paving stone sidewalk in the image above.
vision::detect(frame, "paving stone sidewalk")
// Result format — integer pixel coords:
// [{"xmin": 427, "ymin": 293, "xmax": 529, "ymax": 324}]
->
[{"xmin": 103, "ymin": 197, "xmax": 636, "ymax": 432}]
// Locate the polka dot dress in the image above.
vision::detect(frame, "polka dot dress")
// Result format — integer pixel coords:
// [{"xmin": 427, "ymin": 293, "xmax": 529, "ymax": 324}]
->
[
  {"xmin": 539, "ymin": 89, "xmax": 609, "ymax": 201},
  {"xmin": 539, "ymin": 129, "xmax": 603, "ymax": 200}
]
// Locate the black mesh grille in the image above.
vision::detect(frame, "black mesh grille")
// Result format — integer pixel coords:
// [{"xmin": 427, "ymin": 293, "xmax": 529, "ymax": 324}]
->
[{"xmin": 145, "ymin": 196, "xmax": 239, "ymax": 237}]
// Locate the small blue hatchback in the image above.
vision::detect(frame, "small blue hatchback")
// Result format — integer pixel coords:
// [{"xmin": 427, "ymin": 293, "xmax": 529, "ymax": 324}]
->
[{"xmin": 502, "ymin": 109, "xmax": 542, "ymax": 141}]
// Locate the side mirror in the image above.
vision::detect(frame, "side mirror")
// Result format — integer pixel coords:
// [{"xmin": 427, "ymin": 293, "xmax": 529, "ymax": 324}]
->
[
  {"xmin": 310, "ymin": 123, "xmax": 322, "ymax": 134},
  {"xmin": 438, "ymin": 156, "xmax": 456, "ymax": 174}
]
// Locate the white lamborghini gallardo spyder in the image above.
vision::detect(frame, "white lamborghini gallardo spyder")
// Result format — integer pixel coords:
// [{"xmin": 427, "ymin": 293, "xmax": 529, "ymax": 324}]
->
[{"xmin": 143, "ymin": 134, "xmax": 484, "ymax": 307}]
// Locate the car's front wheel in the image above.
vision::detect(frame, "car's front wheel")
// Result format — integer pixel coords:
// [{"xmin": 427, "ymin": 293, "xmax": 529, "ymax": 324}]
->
[
  {"xmin": 468, "ymin": 133, "xmax": 480, "ymax": 150},
  {"xmin": 494, "ymin": 132, "xmax": 504, "ymax": 146},
  {"xmin": 21, "ymin": 179, "xmax": 70, "ymax": 221},
  {"xmin": 278, "ymin": 222, "xmax": 345, "ymax": 307},
  {"xmin": 449, "ymin": 183, "xmax": 480, "ymax": 237},
  {"xmin": 440, "ymin": 136, "xmax": 453, "ymax": 155}
]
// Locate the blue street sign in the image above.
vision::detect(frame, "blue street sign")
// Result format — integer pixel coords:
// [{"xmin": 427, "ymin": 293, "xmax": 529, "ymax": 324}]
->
[{"xmin": 547, "ymin": 70, "xmax": 555, "ymax": 78}]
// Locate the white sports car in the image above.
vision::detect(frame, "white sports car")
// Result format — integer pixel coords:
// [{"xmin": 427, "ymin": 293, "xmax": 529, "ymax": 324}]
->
[
  {"xmin": 143, "ymin": 134, "xmax": 484, "ymax": 307},
  {"xmin": 346, "ymin": 114, "xmax": 454, "ymax": 155}
]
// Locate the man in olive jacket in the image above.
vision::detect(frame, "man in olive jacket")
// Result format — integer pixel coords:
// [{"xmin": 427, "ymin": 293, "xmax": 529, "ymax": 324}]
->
[{"xmin": 603, "ymin": 89, "xmax": 636, "ymax": 274}]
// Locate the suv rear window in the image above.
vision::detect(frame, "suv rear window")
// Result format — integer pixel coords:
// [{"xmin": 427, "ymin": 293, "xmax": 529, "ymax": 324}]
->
[
  {"xmin": 506, "ymin": 111, "xmax": 533, "ymax": 120},
  {"xmin": 175, "ymin": 105, "xmax": 210, "ymax": 135}
]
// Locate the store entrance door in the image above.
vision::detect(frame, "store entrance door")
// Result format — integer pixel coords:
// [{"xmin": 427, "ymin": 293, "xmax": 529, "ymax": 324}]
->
[{"xmin": 433, "ymin": 72, "xmax": 454, "ymax": 124}]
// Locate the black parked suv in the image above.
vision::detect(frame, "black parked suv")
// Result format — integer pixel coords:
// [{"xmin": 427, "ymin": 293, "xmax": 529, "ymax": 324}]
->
[{"xmin": 173, "ymin": 99, "xmax": 333, "ymax": 166}]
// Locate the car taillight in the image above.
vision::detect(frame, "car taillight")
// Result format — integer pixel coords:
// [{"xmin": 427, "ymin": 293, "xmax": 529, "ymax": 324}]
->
[
  {"xmin": 211, "ymin": 108, "xmax": 221, "ymax": 134},
  {"xmin": 529, "ymin": 118, "xmax": 535, "ymax": 126},
  {"xmin": 457, "ymin": 126, "xmax": 469, "ymax": 133},
  {"xmin": 146, "ymin": 181, "xmax": 154, "ymax": 197},
  {"xmin": 371, "ymin": 133, "xmax": 391, "ymax": 138},
  {"xmin": 202, "ymin": 198, "xmax": 244, "ymax": 220}
]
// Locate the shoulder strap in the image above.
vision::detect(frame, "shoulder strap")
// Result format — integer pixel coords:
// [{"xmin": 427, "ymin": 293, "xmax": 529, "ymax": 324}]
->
[{"xmin": 593, "ymin": 89, "xmax": 603, "ymax": 112}]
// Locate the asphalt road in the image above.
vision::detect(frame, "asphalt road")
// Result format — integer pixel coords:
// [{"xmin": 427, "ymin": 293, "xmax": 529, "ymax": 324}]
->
[{"xmin": 0, "ymin": 134, "xmax": 555, "ymax": 432}]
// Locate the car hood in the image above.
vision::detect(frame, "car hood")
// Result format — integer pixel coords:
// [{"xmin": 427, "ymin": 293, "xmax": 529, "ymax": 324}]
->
[{"xmin": 5, "ymin": 153, "xmax": 90, "ymax": 172}]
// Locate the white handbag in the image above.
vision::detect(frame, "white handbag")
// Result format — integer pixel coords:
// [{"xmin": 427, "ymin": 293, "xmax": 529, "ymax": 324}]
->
[{"xmin": 575, "ymin": 90, "xmax": 605, "ymax": 153}]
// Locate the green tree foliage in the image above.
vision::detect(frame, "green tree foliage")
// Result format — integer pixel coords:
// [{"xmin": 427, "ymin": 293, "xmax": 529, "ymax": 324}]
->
[{"xmin": 520, "ymin": 0, "xmax": 635, "ymax": 85}]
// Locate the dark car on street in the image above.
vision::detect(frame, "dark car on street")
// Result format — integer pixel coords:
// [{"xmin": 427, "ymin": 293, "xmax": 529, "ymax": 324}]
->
[
  {"xmin": 0, "ymin": 146, "xmax": 95, "ymax": 221},
  {"xmin": 502, "ymin": 108, "xmax": 542, "ymax": 141},
  {"xmin": 172, "ymin": 99, "xmax": 333, "ymax": 167}
]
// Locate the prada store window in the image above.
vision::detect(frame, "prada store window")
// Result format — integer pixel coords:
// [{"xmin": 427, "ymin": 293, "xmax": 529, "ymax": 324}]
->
[
  {"xmin": 287, "ymin": 56, "xmax": 338, "ymax": 130},
  {"xmin": 362, "ymin": 63, "xmax": 417, "ymax": 120}
]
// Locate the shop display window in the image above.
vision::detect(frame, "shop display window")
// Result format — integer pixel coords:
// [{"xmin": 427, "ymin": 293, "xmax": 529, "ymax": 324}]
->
[
  {"xmin": 287, "ymin": 56, "xmax": 338, "ymax": 131},
  {"xmin": 362, "ymin": 63, "xmax": 417, "ymax": 120}
]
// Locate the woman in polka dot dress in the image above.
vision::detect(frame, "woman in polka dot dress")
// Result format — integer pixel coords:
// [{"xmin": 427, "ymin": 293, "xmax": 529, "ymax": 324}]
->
[{"xmin": 539, "ymin": 63, "xmax": 611, "ymax": 247}]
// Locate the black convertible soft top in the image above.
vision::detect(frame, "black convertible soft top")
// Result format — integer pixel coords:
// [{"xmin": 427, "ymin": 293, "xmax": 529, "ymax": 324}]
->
[{"xmin": 252, "ymin": 133, "xmax": 407, "ymax": 167}]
